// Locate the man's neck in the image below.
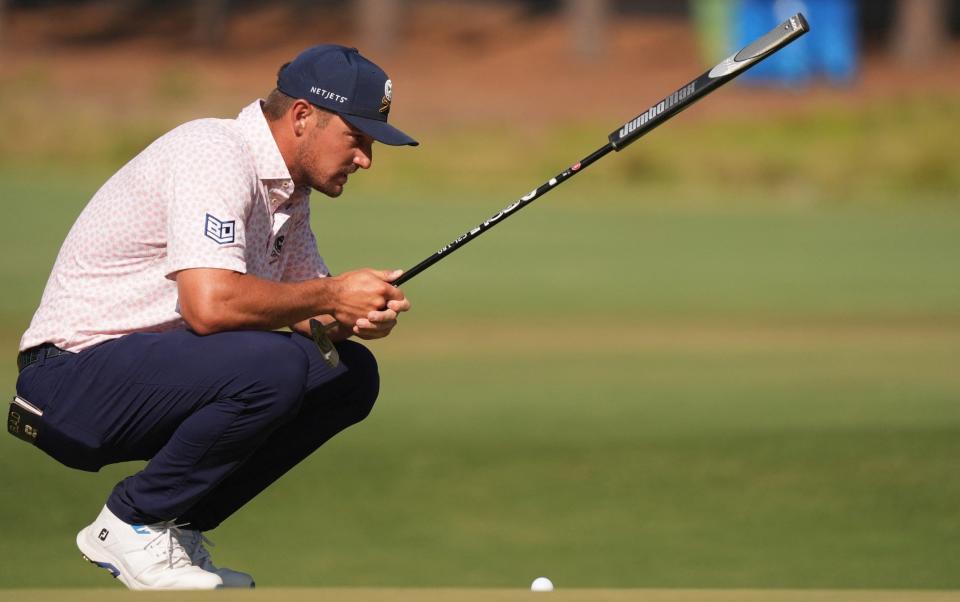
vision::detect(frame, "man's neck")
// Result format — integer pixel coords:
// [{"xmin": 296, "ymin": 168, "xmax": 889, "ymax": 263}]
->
[{"xmin": 262, "ymin": 102, "xmax": 302, "ymax": 186}]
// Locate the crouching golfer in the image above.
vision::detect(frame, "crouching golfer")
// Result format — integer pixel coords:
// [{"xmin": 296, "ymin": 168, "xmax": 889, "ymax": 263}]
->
[{"xmin": 12, "ymin": 45, "xmax": 416, "ymax": 590}]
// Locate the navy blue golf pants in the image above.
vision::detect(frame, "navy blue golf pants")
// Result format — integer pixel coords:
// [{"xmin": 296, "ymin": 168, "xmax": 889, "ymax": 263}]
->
[{"xmin": 15, "ymin": 329, "xmax": 379, "ymax": 530}]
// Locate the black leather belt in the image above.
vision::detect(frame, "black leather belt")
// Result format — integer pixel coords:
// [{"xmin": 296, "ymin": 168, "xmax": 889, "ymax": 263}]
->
[{"xmin": 16, "ymin": 343, "xmax": 72, "ymax": 373}]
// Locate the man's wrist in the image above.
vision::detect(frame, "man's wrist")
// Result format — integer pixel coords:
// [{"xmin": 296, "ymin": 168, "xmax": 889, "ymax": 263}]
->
[{"xmin": 306, "ymin": 274, "xmax": 341, "ymax": 318}]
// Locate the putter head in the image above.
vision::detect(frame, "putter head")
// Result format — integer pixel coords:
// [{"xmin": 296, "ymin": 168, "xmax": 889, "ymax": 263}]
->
[{"xmin": 310, "ymin": 318, "xmax": 340, "ymax": 368}]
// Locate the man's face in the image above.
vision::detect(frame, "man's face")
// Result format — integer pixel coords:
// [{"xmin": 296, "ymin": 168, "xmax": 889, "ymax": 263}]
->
[{"xmin": 295, "ymin": 111, "xmax": 374, "ymax": 197}]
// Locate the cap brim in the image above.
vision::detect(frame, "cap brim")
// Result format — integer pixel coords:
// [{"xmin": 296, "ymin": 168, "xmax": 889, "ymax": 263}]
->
[{"xmin": 341, "ymin": 114, "xmax": 419, "ymax": 147}]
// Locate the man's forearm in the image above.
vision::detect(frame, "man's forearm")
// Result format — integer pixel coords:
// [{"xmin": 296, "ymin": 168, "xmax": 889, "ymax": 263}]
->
[
  {"xmin": 177, "ymin": 266, "xmax": 405, "ymax": 337},
  {"xmin": 177, "ymin": 269, "xmax": 339, "ymax": 335}
]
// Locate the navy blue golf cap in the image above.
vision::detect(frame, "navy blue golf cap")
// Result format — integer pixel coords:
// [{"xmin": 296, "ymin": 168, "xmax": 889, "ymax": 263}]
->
[{"xmin": 277, "ymin": 44, "xmax": 418, "ymax": 147}]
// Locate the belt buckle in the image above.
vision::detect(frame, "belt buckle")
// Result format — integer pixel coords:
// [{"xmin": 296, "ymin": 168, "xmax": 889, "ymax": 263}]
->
[{"xmin": 8, "ymin": 396, "xmax": 42, "ymax": 444}]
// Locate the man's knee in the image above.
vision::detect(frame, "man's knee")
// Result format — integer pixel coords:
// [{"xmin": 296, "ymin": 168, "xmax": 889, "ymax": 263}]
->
[{"xmin": 337, "ymin": 340, "xmax": 380, "ymax": 423}]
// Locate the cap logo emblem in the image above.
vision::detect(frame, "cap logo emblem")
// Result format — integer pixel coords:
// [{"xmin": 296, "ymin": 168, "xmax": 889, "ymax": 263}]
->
[
  {"xmin": 379, "ymin": 79, "xmax": 392, "ymax": 115},
  {"xmin": 309, "ymin": 86, "xmax": 348, "ymax": 104}
]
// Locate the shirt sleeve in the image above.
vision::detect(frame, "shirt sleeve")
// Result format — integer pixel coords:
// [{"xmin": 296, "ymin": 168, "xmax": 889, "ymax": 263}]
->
[
  {"xmin": 281, "ymin": 205, "xmax": 330, "ymax": 282},
  {"xmin": 165, "ymin": 125, "xmax": 256, "ymax": 279}
]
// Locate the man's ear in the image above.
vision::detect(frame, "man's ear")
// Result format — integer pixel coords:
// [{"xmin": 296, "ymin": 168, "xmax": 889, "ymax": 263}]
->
[{"xmin": 290, "ymin": 100, "xmax": 313, "ymax": 137}]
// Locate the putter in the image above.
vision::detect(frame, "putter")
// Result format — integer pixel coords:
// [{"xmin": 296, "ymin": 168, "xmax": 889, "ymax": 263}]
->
[
  {"xmin": 310, "ymin": 319, "xmax": 341, "ymax": 367},
  {"xmin": 311, "ymin": 13, "xmax": 810, "ymax": 367}
]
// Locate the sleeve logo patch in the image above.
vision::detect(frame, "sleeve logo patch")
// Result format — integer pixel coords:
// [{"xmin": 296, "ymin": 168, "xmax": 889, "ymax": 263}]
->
[{"xmin": 205, "ymin": 214, "xmax": 236, "ymax": 244}]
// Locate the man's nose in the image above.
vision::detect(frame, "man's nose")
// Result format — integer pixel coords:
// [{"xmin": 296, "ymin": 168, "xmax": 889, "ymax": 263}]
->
[{"xmin": 354, "ymin": 148, "xmax": 372, "ymax": 170}]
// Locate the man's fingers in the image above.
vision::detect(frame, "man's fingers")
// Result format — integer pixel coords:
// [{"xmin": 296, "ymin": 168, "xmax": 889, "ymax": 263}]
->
[
  {"xmin": 383, "ymin": 284, "xmax": 405, "ymax": 302},
  {"xmin": 373, "ymin": 270, "xmax": 406, "ymax": 301},
  {"xmin": 358, "ymin": 315, "xmax": 397, "ymax": 328},
  {"xmin": 365, "ymin": 269, "xmax": 405, "ymax": 302},
  {"xmin": 353, "ymin": 317, "xmax": 397, "ymax": 340},
  {"xmin": 386, "ymin": 298, "xmax": 411, "ymax": 313},
  {"xmin": 366, "ymin": 309, "xmax": 398, "ymax": 323},
  {"xmin": 368, "ymin": 268, "xmax": 403, "ymax": 284}
]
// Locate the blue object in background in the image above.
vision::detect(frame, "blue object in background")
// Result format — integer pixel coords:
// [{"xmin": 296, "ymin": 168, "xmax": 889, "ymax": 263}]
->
[{"xmin": 735, "ymin": 0, "xmax": 859, "ymax": 86}]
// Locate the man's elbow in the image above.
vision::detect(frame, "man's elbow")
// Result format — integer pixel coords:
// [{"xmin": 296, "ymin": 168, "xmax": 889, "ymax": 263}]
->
[
  {"xmin": 180, "ymin": 302, "xmax": 230, "ymax": 336},
  {"xmin": 176, "ymin": 268, "xmax": 242, "ymax": 335},
  {"xmin": 178, "ymin": 282, "xmax": 238, "ymax": 335}
]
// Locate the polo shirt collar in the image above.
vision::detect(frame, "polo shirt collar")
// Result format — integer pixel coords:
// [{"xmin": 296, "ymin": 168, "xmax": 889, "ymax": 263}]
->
[{"xmin": 236, "ymin": 100, "xmax": 294, "ymax": 183}]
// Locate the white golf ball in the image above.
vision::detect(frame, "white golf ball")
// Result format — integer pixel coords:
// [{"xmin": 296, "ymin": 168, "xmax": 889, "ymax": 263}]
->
[{"xmin": 530, "ymin": 576, "xmax": 554, "ymax": 592}]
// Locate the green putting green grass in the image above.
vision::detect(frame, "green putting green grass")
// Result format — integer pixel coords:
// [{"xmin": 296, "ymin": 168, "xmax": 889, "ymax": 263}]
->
[
  {"xmin": 1, "ymin": 106, "xmax": 958, "ymax": 590},
  {"xmin": 1, "ymin": 589, "xmax": 959, "ymax": 602}
]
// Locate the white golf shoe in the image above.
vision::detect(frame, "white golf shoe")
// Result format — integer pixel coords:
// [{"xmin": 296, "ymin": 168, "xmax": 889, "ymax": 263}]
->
[
  {"xmin": 179, "ymin": 528, "xmax": 255, "ymax": 588},
  {"xmin": 76, "ymin": 505, "xmax": 222, "ymax": 590}
]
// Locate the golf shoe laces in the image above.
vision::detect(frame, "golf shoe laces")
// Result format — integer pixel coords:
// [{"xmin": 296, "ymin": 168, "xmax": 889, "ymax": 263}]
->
[{"xmin": 143, "ymin": 520, "xmax": 194, "ymax": 569}]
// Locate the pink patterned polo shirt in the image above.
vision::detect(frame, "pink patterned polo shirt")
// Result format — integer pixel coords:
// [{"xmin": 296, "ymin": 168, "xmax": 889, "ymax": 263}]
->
[{"xmin": 20, "ymin": 100, "xmax": 329, "ymax": 353}]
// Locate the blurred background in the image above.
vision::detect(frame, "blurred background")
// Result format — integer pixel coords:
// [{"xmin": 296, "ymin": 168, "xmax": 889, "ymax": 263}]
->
[{"xmin": 1, "ymin": 0, "xmax": 959, "ymax": 591}]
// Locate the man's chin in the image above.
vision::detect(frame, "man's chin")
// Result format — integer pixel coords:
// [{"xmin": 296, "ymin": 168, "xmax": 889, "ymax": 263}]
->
[{"xmin": 313, "ymin": 183, "xmax": 344, "ymax": 198}]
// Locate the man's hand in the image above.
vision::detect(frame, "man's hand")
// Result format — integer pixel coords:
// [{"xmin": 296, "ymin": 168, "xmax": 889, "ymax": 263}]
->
[
  {"xmin": 352, "ymin": 296, "xmax": 410, "ymax": 339},
  {"xmin": 329, "ymin": 269, "xmax": 410, "ymax": 339}
]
